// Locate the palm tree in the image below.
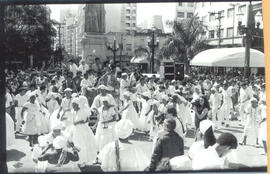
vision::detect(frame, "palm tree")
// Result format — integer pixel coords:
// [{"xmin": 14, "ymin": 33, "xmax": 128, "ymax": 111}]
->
[{"xmin": 159, "ymin": 16, "xmax": 211, "ymax": 74}]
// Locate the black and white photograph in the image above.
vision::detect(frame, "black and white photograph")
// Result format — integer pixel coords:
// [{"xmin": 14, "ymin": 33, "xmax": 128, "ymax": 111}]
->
[{"xmin": 2, "ymin": 1, "xmax": 267, "ymax": 173}]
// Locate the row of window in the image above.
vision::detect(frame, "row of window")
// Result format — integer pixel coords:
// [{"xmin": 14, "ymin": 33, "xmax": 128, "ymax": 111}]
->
[
  {"xmin": 209, "ymin": 27, "xmax": 241, "ymax": 39},
  {"xmin": 178, "ymin": 2, "xmax": 194, "ymax": 7},
  {"xmin": 126, "ymin": 16, "xmax": 136, "ymax": 20},
  {"xmin": 126, "ymin": 9, "xmax": 136, "ymax": 14},
  {"xmin": 208, "ymin": 5, "xmax": 246, "ymax": 22},
  {"xmin": 126, "ymin": 23, "xmax": 136, "ymax": 27},
  {"xmin": 177, "ymin": 12, "xmax": 193, "ymax": 18}
]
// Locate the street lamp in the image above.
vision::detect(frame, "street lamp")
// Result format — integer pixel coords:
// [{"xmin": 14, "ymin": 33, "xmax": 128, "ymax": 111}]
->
[
  {"xmin": 147, "ymin": 27, "xmax": 159, "ymax": 73},
  {"xmin": 237, "ymin": 1, "xmax": 257, "ymax": 77},
  {"xmin": 107, "ymin": 36, "xmax": 119, "ymax": 64}
]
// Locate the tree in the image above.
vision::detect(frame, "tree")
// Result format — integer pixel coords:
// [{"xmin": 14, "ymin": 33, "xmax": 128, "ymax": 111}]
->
[
  {"xmin": 159, "ymin": 16, "xmax": 210, "ymax": 73},
  {"xmin": 4, "ymin": 5, "xmax": 56, "ymax": 68}
]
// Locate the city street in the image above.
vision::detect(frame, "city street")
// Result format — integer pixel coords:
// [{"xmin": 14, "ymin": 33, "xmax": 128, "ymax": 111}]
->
[{"xmin": 6, "ymin": 120, "xmax": 267, "ymax": 172}]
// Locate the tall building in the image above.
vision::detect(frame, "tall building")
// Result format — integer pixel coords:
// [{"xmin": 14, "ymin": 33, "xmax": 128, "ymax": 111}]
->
[
  {"xmin": 150, "ymin": 15, "xmax": 164, "ymax": 32},
  {"xmin": 60, "ymin": 9, "xmax": 77, "ymax": 56},
  {"xmin": 195, "ymin": 2, "xmax": 263, "ymax": 47},
  {"xmin": 105, "ymin": 3, "xmax": 137, "ymax": 34},
  {"xmin": 175, "ymin": 2, "xmax": 196, "ymax": 21}
]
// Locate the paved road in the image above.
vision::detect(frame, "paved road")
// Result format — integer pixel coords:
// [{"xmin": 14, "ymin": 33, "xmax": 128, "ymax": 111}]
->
[{"xmin": 6, "ymin": 120, "xmax": 267, "ymax": 172}]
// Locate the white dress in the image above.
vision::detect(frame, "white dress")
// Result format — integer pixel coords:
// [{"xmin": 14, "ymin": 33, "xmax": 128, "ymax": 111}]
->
[
  {"xmin": 95, "ymin": 106, "xmax": 117, "ymax": 152},
  {"xmin": 139, "ymin": 99, "xmax": 152, "ymax": 132},
  {"xmin": 14, "ymin": 93, "xmax": 28, "ymax": 131},
  {"xmin": 6, "ymin": 113, "xmax": 15, "ymax": 147},
  {"xmin": 70, "ymin": 108, "xmax": 97, "ymax": 165},
  {"xmin": 259, "ymin": 104, "xmax": 267, "ymax": 142},
  {"xmin": 99, "ymin": 141, "xmax": 149, "ymax": 171},
  {"xmin": 121, "ymin": 100, "xmax": 141, "ymax": 129}
]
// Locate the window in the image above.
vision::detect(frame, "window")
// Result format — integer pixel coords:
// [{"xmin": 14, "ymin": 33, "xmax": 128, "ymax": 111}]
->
[
  {"xmin": 126, "ymin": 9, "xmax": 130, "ymax": 13},
  {"xmin": 209, "ymin": 13, "xmax": 215, "ymax": 22},
  {"xmin": 178, "ymin": 2, "xmax": 183, "ymax": 6},
  {"xmin": 209, "ymin": 30, "xmax": 215, "ymax": 39},
  {"xmin": 132, "ymin": 16, "xmax": 136, "ymax": 20},
  {"xmin": 202, "ymin": 2, "xmax": 205, "ymax": 7},
  {"xmin": 187, "ymin": 13, "xmax": 193, "ymax": 18},
  {"xmin": 238, "ymin": 5, "xmax": 246, "ymax": 13},
  {"xmin": 133, "ymin": 23, "xmax": 136, "ymax": 27},
  {"xmin": 126, "ymin": 16, "xmax": 130, "ymax": 20},
  {"xmin": 187, "ymin": 3, "xmax": 194, "ymax": 7},
  {"xmin": 126, "ymin": 23, "xmax": 130, "ymax": 27},
  {"xmin": 227, "ymin": 8, "xmax": 234, "ymax": 18},
  {"xmin": 177, "ymin": 12, "xmax": 185, "ymax": 18},
  {"xmin": 126, "ymin": 44, "xmax": 132, "ymax": 51},
  {"xmin": 227, "ymin": 27, "xmax": 234, "ymax": 37},
  {"xmin": 132, "ymin": 10, "xmax": 136, "ymax": 14},
  {"xmin": 202, "ymin": 16, "xmax": 207, "ymax": 22}
]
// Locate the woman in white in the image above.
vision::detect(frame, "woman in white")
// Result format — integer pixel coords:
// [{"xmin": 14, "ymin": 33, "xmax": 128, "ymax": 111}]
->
[
  {"xmin": 95, "ymin": 96, "xmax": 118, "ymax": 153},
  {"xmin": 188, "ymin": 120, "xmax": 216, "ymax": 159},
  {"xmin": 14, "ymin": 87, "xmax": 28, "ymax": 133},
  {"xmin": 139, "ymin": 91, "xmax": 152, "ymax": 133},
  {"xmin": 50, "ymin": 88, "xmax": 73, "ymax": 132},
  {"xmin": 239, "ymin": 98, "xmax": 261, "ymax": 147},
  {"xmin": 21, "ymin": 92, "xmax": 42, "ymax": 148},
  {"xmin": 258, "ymin": 95, "xmax": 267, "ymax": 154},
  {"xmin": 46, "ymin": 88, "xmax": 61, "ymax": 114},
  {"xmin": 99, "ymin": 119, "xmax": 149, "ymax": 171},
  {"xmin": 70, "ymin": 97, "xmax": 97, "ymax": 167},
  {"xmin": 6, "ymin": 112, "xmax": 16, "ymax": 147},
  {"xmin": 119, "ymin": 91, "xmax": 141, "ymax": 129}
]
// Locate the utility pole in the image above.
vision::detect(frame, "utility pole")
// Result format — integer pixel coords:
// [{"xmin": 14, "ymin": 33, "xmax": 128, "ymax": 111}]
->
[{"xmin": 209, "ymin": 11, "xmax": 224, "ymax": 48}]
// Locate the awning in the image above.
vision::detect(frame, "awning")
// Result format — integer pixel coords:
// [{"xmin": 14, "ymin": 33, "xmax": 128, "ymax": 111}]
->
[
  {"xmin": 130, "ymin": 56, "xmax": 149, "ymax": 63},
  {"xmin": 190, "ymin": 47, "xmax": 265, "ymax": 67}
]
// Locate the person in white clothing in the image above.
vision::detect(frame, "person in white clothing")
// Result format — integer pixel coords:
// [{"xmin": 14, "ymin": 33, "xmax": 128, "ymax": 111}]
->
[
  {"xmin": 209, "ymin": 88, "xmax": 222, "ymax": 129},
  {"xmin": 78, "ymin": 59, "xmax": 89, "ymax": 75},
  {"xmin": 192, "ymin": 133, "xmax": 238, "ymax": 170},
  {"xmin": 99, "ymin": 119, "xmax": 149, "ymax": 172},
  {"xmin": 119, "ymin": 73, "xmax": 129, "ymax": 105},
  {"xmin": 239, "ymin": 83, "xmax": 250, "ymax": 126},
  {"xmin": 14, "ymin": 87, "xmax": 28, "ymax": 132},
  {"xmin": 239, "ymin": 98, "xmax": 262, "ymax": 147},
  {"xmin": 69, "ymin": 60, "xmax": 78, "ymax": 78}
]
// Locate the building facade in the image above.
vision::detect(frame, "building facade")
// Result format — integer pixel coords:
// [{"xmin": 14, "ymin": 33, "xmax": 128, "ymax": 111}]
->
[
  {"xmin": 175, "ymin": 2, "xmax": 196, "ymax": 21},
  {"xmin": 195, "ymin": 1, "xmax": 263, "ymax": 47},
  {"xmin": 105, "ymin": 3, "xmax": 137, "ymax": 34},
  {"xmin": 150, "ymin": 15, "xmax": 164, "ymax": 33}
]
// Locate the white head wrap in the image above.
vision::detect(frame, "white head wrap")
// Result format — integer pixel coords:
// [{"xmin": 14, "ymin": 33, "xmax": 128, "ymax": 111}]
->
[
  {"xmin": 141, "ymin": 91, "xmax": 151, "ymax": 99},
  {"xmin": 199, "ymin": 120, "xmax": 214, "ymax": 135},
  {"xmin": 115, "ymin": 119, "xmax": 134, "ymax": 139}
]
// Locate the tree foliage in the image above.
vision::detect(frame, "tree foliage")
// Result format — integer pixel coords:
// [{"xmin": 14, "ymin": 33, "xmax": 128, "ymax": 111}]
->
[
  {"xmin": 159, "ymin": 16, "xmax": 211, "ymax": 73},
  {"xmin": 4, "ymin": 5, "xmax": 57, "ymax": 68}
]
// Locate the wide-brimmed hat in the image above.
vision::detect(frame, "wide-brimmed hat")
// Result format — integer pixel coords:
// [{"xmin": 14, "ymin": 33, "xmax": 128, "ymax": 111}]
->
[
  {"xmin": 98, "ymin": 85, "xmax": 107, "ymax": 90},
  {"xmin": 64, "ymin": 88, "xmax": 72, "ymax": 92},
  {"xmin": 115, "ymin": 119, "xmax": 134, "ymax": 139},
  {"xmin": 52, "ymin": 122, "xmax": 64, "ymax": 130}
]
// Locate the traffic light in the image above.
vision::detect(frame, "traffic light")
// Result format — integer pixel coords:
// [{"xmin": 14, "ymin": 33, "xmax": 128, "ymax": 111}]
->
[{"xmin": 175, "ymin": 63, "xmax": 184, "ymax": 81}]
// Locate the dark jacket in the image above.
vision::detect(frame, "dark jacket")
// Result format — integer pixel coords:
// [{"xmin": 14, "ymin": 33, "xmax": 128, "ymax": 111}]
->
[{"xmin": 148, "ymin": 130, "xmax": 184, "ymax": 171}]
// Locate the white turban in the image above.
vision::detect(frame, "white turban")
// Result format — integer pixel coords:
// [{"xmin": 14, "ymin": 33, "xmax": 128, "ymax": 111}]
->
[
  {"xmin": 27, "ymin": 91, "xmax": 37, "ymax": 100},
  {"xmin": 199, "ymin": 120, "xmax": 214, "ymax": 135},
  {"xmin": 72, "ymin": 97, "xmax": 80, "ymax": 106},
  {"xmin": 115, "ymin": 119, "xmax": 134, "ymax": 139},
  {"xmin": 38, "ymin": 135, "xmax": 49, "ymax": 147}
]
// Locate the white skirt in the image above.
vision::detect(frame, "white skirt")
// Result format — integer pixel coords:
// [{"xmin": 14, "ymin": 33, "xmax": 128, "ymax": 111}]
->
[
  {"xmin": 71, "ymin": 123, "xmax": 97, "ymax": 164},
  {"xmin": 6, "ymin": 113, "xmax": 15, "ymax": 147}
]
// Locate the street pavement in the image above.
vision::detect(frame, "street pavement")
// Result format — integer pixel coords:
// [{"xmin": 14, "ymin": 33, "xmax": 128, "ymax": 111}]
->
[{"xmin": 6, "ymin": 120, "xmax": 267, "ymax": 172}]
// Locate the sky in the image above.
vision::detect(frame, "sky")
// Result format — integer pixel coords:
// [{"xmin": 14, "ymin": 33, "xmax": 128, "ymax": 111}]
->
[{"xmin": 48, "ymin": 3, "xmax": 177, "ymax": 32}]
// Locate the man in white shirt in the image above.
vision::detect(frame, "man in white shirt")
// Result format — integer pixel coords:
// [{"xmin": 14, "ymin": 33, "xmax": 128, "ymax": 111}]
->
[
  {"xmin": 239, "ymin": 83, "xmax": 250, "ymax": 126},
  {"xmin": 68, "ymin": 60, "xmax": 78, "ymax": 78},
  {"xmin": 209, "ymin": 88, "xmax": 222, "ymax": 129},
  {"xmin": 78, "ymin": 59, "xmax": 89, "ymax": 75},
  {"xmin": 192, "ymin": 133, "xmax": 238, "ymax": 170}
]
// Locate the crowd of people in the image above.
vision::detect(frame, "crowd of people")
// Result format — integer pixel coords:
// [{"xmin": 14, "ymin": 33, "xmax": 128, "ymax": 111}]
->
[{"xmin": 5, "ymin": 57, "xmax": 267, "ymax": 172}]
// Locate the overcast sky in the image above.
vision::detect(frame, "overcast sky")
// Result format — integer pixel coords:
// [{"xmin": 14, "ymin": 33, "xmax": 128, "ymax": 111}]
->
[{"xmin": 48, "ymin": 3, "xmax": 177, "ymax": 32}]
